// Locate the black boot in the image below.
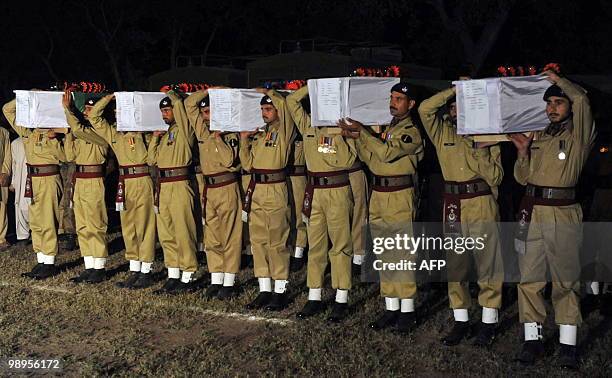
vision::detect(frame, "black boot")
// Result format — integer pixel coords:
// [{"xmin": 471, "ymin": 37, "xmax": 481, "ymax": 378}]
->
[
  {"xmin": 441, "ymin": 321, "xmax": 470, "ymax": 346},
  {"xmin": 290, "ymin": 257, "xmax": 305, "ymax": 272},
  {"xmin": 205, "ymin": 284, "xmax": 222, "ymax": 299},
  {"xmin": 85, "ymin": 269, "xmax": 107, "ymax": 284},
  {"xmin": 70, "ymin": 269, "xmax": 94, "ymax": 283},
  {"xmin": 369, "ymin": 310, "xmax": 399, "ymax": 330},
  {"xmin": 246, "ymin": 292, "xmax": 272, "ymax": 309},
  {"xmin": 130, "ymin": 273, "xmax": 154, "ymax": 289},
  {"xmin": 397, "ymin": 312, "xmax": 418, "ymax": 333},
  {"xmin": 516, "ymin": 340, "xmax": 544, "ymax": 365},
  {"xmin": 33, "ymin": 264, "xmax": 59, "ymax": 280},
  {"xmin": 296, "ymin": 300, "xmax": 324, "ymax": 319},
  {"xmin": 265, "ymin": 293, "xmax": 288, "ymax": 311},
  {"xmin": 115, "ymin": 271, "xmax": 140, "ymax": 288},
  {"xmin": 22, "ymin": 263, "xmax": 44, "ymax": 278},
  {"xmin": 558, "ymin": 344, "xmax": 578, "ymax": 370},
  {"xmin": 473, "ymin": 323, "xmax": 497, "ymax": 347},
  {"xmin": 154, "ymin": 278, "xmax": 181, "ymax": 294},
  {"xmin": 217, "ymin": 285, "xmax": 238, "ymax": 300},
  {"xmin": 327, "ymin": 302, "xmax": 349, "ymax": 323}
]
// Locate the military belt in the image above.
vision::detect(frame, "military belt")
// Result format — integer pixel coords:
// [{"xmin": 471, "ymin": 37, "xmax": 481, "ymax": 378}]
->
[
  {"xmin": 27, "ymin": 164, "xmax": 60, "ymax": 176},
  {"xmin": 119, "ymin": 164, "xmax": 150, "ymax": 176},
  {"xmin": 525, "ymin": 184, "xmax": 575, "ymax": 200},
  {"xmin": 444, "ymin": 180, "xmax": 490, "ymax": 195},
  {"xmin": 372, "ymin": 175, "xmax": 414, "ymax": 189},
  {"xmin": 159, "ymin": 166, "xmax": 192, "ymax": 178},
  {"xmin": 77, "ymin": 164, "xmax": 105, "ymax": 173},
  {"xmin": 252, "ymin": 169, "xmax": 286, "ymax": 184},
  {"xmin": 205, "ymin": 172, "xmax": 239, "ymax": 186}
]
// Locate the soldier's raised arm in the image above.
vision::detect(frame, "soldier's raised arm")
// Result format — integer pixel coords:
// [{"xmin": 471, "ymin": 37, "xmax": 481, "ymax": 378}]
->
[
  {"xmin": 286, "ymin": 85, "xmax": 311, "ymax": 135},
  {"xmin": 418, "ymin": 87, "xmax": 455, "ymax": 148},
  {"xmin": 166, "ymin": 90, "xmax": 194, "ymax": 139},
  {"xmin": 89, "ymin": 94, "xmax": 117, "ymax": 144},
  {"xmin": 184, "ymin": 90, "xmax": 211, "ymax": 141},
  {"xmin": 2, "ymin": 99, "xmax": 32, "ymax": 138},
  {"xmin": 555, "ymin": 76, "xmax": 595, "ymax": 147}
]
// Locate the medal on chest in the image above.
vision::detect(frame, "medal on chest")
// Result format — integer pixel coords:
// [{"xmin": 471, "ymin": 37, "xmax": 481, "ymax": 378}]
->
[
  {"xmin": 380, "ymin": 131, "xmax": 392, "ymax": 143},
  {"xmin": 317, "ymin": 136, "xmax": 337, "ymax": 154},
  {"xmin": 128, "ymin": 136, "xmax": 136, "ymax": 151},
  {"xmin": 167, "ymin": 131, "xmax": 176, "ymax": 146},
  {"xmin": 264, "ymin": 131, "xmax": 278, "ymax": 147},
  {"xmin": 558, "ymin": 140, "xmax": 566, "ymax": 160}
]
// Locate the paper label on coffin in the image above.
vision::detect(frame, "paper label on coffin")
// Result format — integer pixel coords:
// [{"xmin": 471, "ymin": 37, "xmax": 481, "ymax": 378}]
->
[
  {"xmin": 115, "ymin": 92, "xmax": 168, "ymax": 131},
  {"xmin": 453, "ymin": 75, "xmax": 551, "ymax": 135},
  {"xmin": 209, "ymin": 89, "xmax": 265, "ymax": 132},
  {"xmin": 13, "ymin": 90, "xmax": 70, "ymax": 128},
  {"xmin": 308, "ymin": 77, "xmax": 399, "ymax": 127}
]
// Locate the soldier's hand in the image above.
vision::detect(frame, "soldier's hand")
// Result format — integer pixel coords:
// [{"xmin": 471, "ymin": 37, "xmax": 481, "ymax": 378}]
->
[
  {"xmin": 341, "ymin": 129, "xmax": 360, "ymax": 139},
  {"xmin": 475, "ymin": 141, "xmax": 498, "ymax": 149},
  {"xmin": 254, "ymin": 87, "xmax": 268, "ymax": 94},
  {"xmin": 62, "ymin": 90, "xmax": 73, "ymax": 109},
  {"xmin": 213, "ymin": 131, "xmax": 223, "ymax": 139},
  {"xmin": 47, "ymin": 130, "xmax": 57, "ymax": 139},
  {"xmin": 508, "ymin": 133, "xmax": 534, "ymax": 157},
  {"xmin": 105, "ymin": 94, "xmax": 115, "ymax": 100},
  {"xmin": 153, "ymin": 130, "xmax": 166, "ymax": 137},
  {"xmin": 543, "ymin": 70, "xmax": 560, "ymax": 84},
  {"xmin": 0, "ymin": 173, "xmax": 10, "ymax": 187},
  {"xmin": 338, "ymin": 118, "xmax": 362, "ymax": 132},
  {"xmin": 8, "ymin": 184, "xmax": 14, "ymax": 192}
]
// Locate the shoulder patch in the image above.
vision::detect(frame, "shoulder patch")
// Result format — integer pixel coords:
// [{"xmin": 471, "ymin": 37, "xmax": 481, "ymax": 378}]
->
[{"xmin": 401, "ymin": 135, "xmax": 412, "ymax": 143}]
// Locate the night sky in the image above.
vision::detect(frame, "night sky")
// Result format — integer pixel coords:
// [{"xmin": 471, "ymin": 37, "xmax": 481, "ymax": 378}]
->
[{"xmin": 0, "ymin": 0, "xmax": 608, "ymax": 95}]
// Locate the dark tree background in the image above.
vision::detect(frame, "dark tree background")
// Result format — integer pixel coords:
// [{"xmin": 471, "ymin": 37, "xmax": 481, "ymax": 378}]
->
[{"xmin": 0, "ymin": 0, "xmax": 608, "ymax": 96}]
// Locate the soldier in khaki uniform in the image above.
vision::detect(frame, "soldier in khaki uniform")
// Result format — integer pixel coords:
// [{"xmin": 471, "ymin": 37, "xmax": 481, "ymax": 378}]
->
[
  {"xmin": 286, "ymin": 84, "xmax": 357, "ymax": 322},
  {"xmin": 510, "ymin": 72, "xmax": 595, "ymax": 368},
  {"xmin": 240, "ymin": 89, "xmax": 294, "ymax": 311},
  {"xmin": 63, "ymin": 93, "xmax": 110, "ymax": 283},
  {"xmin": 339, "ymin": 83, "xmax": 423, "ymax": 332},
  {"xmin": 3, "ymin": 99, "xmax": 66, "ymax": 279},
  {"xmin": 185, "ymin": 90, "xmax": 242, "ymax": 299},
  {"xmin": 147, "ymin": 91, "xmax": 198, "ymax": 294},
  {"xmin": 419, "ymin": 85, "xmax": 504, "ymax": 346},
  {"xmin": 0, "ymin": 126, "xmax": 11, "ymax": 251},
  {"xmin": 88, "ymin": 94, "xmax": 157, "ymax": 289},
  {"xmin": 287, "ymin": 132, "xmax": 308, "ymax": 271}
]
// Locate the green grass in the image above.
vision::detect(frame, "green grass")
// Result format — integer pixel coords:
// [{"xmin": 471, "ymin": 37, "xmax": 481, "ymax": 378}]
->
[{"xmin": 0, "ymin": 233, "xmax": 610, "ymax": 376}]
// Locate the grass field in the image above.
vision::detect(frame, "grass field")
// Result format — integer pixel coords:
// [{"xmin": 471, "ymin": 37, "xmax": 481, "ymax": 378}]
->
[{"xmin": 0, "ymin": 231, "xmax": 610, "ymax": 376}]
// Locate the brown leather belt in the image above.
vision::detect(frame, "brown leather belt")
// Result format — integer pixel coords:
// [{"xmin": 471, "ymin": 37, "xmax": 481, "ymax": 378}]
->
[
  {"xmin": 307, "ymin": 172, "xmax": 350, "ymax": 187},
  {"xmin": 27, "ymin": 164, "xmax": 60, "ymax": 176},
  {"xmin": 159, "ymin": 166, "xmax": 192, "ymax": 179},
  {"xmin": 525, "ymin": 184, "xmax": 575, "ymax": 200},
  {"xmin": 347, "ymin": 161, "xmax": 364, "ymax": 173},
  {"xmin": 76, "ymin": 164, "xmax": 104, "ymax": 174},
  {"xmin": 372, "ymin": 174, "xmax": 414, "ymax": 192},
  {"xmin": 287, "ymin": 165, "xmax": 306, "ymax": 176},
  {"xmin": 252, "ymin": 169, "xmax": 286, "ymax": 184},
  {"xmin": 444, "ymin": 179, "xmax": 490, "ymax": 195},
  {"xmin": 205, "ymin": 172, "xmax": 239, "ymax": 187},
  {"xmin": 119, "ymin": 164, "xmax": 150, "ymax": 177}
]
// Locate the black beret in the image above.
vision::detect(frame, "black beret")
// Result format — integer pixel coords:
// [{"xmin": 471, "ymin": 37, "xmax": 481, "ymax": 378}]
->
[
  {"xmin": 159, "ymin": 96, "xmax": 172, "ymax": 109},
  {"xmin": 199, "ymin": 96, "xmax": 210, "ymax": 108},
  {"xmin": 543, "ymin": 84, "xmax": 569, "ymax": 101},
  {"xmin": 260, "ymin": 95, "xmax": 273, "ymax": 106},
  {"xmin": 390, "ymin": 83, "xmax": 409, "ymax": 97},
  {"xmin": 85, "ymin": 97, "xmax": 99, "ymax": 106}
]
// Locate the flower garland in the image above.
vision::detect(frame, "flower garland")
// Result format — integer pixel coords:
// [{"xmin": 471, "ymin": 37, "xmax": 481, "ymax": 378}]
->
[
  {"xmin": 496, "ymin": 63, "xmax": 561, "ymax": 77},
  {"xmin": 351, "ymin": 65, "xmax": 401, "ymax": 77}
]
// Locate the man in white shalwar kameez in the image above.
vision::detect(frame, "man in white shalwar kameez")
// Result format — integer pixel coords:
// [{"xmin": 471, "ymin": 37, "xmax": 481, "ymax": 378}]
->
[{"xmin": 10, "ymin": 137, "xmax": 29, "ymax": 241}]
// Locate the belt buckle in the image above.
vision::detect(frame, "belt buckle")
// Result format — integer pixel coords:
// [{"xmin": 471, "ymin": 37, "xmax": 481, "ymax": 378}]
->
[
  {"xmin": 382, "ymin": 178, "xmax": 389, "ymax": 187},
  {"xmin": 33, "ymin": 167, "xmax": 40, "ymax": 174},
  {"xmin": 544, "ymin": 188, "xmax": 553, "ymax": 199},
  {"xmin": 323, "ymin": 177, "xmax": 329, "ymax": 185},
  {"xmin": 129, "ymin": 167, "xmax": 136, "ymax": 174}
]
